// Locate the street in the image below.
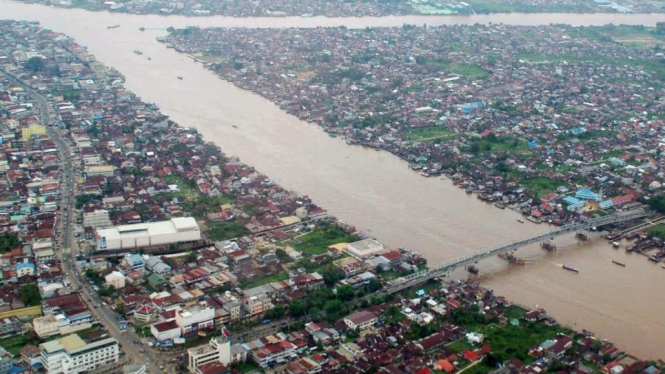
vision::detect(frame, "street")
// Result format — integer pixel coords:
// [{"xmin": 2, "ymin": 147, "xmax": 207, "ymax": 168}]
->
[{"xmin": 1, "ymin": 69, "xmax": 169, "ymax": 374}]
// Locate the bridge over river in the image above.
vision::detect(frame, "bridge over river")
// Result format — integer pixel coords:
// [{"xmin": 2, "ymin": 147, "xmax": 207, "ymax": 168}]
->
[{"xmin": 385, "ymin": 209, "xmax": 650, "ymax": 294}]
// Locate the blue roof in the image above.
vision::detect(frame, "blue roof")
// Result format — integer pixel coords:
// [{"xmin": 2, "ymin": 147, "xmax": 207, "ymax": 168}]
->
[
  {"xmin": 16, "ymin": 262, "xmax": 35, "ymax": 270},
  {"xmin": 563, "ymin": 196, "xmax": 584, "ymax": 206},
  {"xmin": 575, "ymin": 189, "xmax": 600, "ymax": 201},
  {"xmin": 128, "ymin": 254, "xmax": 144, "ymax": 265}
]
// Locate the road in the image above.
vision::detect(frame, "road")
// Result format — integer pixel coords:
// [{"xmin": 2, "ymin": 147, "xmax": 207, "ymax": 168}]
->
[{"xmin": 0, "ymin": 70, "xmax": 169, "ymax": 374}]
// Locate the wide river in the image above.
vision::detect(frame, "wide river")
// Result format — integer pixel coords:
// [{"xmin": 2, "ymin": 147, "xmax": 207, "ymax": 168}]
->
[{"xmin": 2, "ymin": 1, "xmax": 664, "ymax": 358}]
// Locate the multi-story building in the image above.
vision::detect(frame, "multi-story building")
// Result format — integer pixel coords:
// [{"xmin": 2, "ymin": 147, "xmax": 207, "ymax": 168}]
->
[
  {"xmin": 82, "ymin": 210, "xmax": 112, "ymax": 229},
  {"xmin": 343, "ymin": 310, "xmax": 378, "ymax": 331},
  {"xmin": 176, "ymin": 306, "xmax": 215, "ymax": 335},
  {"xmin": 242, "ymin": 294, "xmax": 273, "ymax": 317},
  {"xmin": 187, "ymin": 335, "xmax": 231, "ymax": 373},
  {"xmin": 39, "ymin": 334, "xmax": 119, "ymax": 374},
  {"xmin": 251, "ymin": 340, "xmax": 297, "ymax": 369}
]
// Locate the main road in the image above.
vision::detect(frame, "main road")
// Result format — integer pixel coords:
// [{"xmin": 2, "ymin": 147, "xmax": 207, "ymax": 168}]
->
[{"xmin": 0, "ymin": 69, "xmax": 168, "ymax": 374}]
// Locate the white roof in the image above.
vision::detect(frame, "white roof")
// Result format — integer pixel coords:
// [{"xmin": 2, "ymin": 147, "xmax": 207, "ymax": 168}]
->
[{"xmin": 97, "ymin": 217, "xmax": 198, "ymax": 241}]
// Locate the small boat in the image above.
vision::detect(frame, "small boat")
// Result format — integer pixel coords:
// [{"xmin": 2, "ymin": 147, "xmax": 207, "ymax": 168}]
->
[
  {"xmin": 494, "ymin": 202, "xmax": 505, "ymax": 209},
  {"xmin": 612, "ymin": 241, "xmax": 620, "ymax": 248},
  {"xmin": 517, "ymin": 218, "xmax": 524, "ymax": 224},
  {"xmin": 562, "ymin": 264, "xmax": 579, "ymax": 273},
  {"xmin": 107, "ymin": 25, "xmax": 120, "ymax": 29},
  {"xmin": 177, "ymin": 76, "xmax": 183, "ymax": 80},
  {"xmin": 139, "ymin": 27, "xmax": 146, "ymax": 31},
  {"xmin": 421, "ymin": 172, "xmax": 430, "ymax": 177},
  {"xmin": 661, "ymin": 265, "xmax": 665, "ymax": 270},
  {"xmin": 612, "ymin": 260, "xmax": 626, "ymax": 267},
  {"xmin": 133, "ymin": 50, "xmax": 143, "ymax": 55},
  {"xmin": 648, "ymin": 256, "xmax": 660, "ymax": 263},
  {"xmin": 467, "ymin": 265, "xmax": 479, "ymax": 275},
  {"xmin": 232, "ymin": 125, "xmax": 238, "ymax": 129}
]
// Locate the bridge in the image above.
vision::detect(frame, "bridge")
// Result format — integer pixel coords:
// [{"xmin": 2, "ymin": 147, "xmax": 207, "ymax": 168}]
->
[{"xmin": 385, "ymin": 209, "xmax": 650, "ymax": 294}]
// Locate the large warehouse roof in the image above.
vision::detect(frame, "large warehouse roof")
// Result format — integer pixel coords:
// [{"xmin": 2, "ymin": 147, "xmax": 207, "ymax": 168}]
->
[{"xmin": 97, "ymin": 217, "xmax": 198, "ymax": 242}]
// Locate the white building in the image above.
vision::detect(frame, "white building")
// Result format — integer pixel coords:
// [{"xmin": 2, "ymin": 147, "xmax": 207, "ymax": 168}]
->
[
  {"xmin": 187, "ymin": 335, "xmax": 231, "ymax": 373},
  {"xmin": 34, "ymin": 315, "xmax": 60, "ymax": 338},
  {"xmin": 83, "ymin": 210, "xmax": 112, "ymax": 229},
  {"xmin": 176, "ymin": 306, "xmax": 215, "ymax": 335},
  {"xmin": 343, "ymin": 310, "xmax": 378, "ymax": 331},
  {"xmin": 95, "ymin": 217, "xmax": 201, "ymax": 251},
  {"xmin": 104, "ymin": 271, "xmax": 126, "ymax": 289},
  {"xmin": 39, "ymin": 334, "xmax": 119, "ymax": 374},
  {"xmin": 85, "ymin": 165, "xmax": 115, "ymax": 177},
  {"xmin": 150, "ymin": 321, "xmax": 181, "ymax": 343},
  {"xmin": 344, "ymin": 239, "xmax": 386, "ymax": 260}
]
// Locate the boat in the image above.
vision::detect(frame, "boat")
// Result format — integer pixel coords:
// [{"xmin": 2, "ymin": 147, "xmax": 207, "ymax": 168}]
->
[
  {"xmin": 232, "ymin": 125, "xmax": 238, "ymax": 129},
  {"xmin": 107, "ymin": 25, "xmax": 120, "ymax": 29},
  {"xmin": 517, "ymin": 218, "xmax": 524, "ymax": 224},
  {"xmin": 494, "ymin": 202, "xmax": 505, "ymax": 209},
  {"xmin": 133, "ymin": 50, "xmax": 143, "ymax": 55},
  {"xmin": 421, "ymin": 172, "xmax": 430, "ymax": 177},
  {"xmin": 177, "ymin": 76, "xmax": 183, "ymax": 80},
  {"xmin": 612, "ymin": 241, "xmax": 620, "ymax": 248},
  {"xmin": 648, "ymin": 256, "xmax": 660, "ymax": 263},
  {"xmin": 139, "ymin": 27, "xmax": 145, "ymax": 31},
  {"xmin": 467, "ymin": 265, "xmax": 479, "ymax": 275},
  {"xmin": 562, "ymin": 264, "xmax": 579, "ymax": 273},
  {"xmin": 612, "ymin": 260, "xmax": 626, "ymax": 267}
]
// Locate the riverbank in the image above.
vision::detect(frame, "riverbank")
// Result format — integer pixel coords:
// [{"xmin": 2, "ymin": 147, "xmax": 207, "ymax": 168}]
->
[{"xmin": 10, "ymin": 0, "xmax": 663, "ymax": 18}]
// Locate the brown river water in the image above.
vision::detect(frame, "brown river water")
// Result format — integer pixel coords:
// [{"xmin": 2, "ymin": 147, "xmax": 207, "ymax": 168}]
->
[{"xmin": 1, "ymin": 1, "xmax": 664, "ymax": 358}]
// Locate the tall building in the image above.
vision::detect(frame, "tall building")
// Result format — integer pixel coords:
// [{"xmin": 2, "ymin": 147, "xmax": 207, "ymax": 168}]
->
[
  {"xmin": 39, "ymin": 334, "xmax": 119, "ymax": 374},
  {"xmin": 187, "ymin": 335, "xmax": 231, "ymax": 373}
]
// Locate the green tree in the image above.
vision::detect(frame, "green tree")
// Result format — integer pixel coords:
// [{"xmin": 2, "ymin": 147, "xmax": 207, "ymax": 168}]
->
[
  {"xmin": 18, "ymin": 284, "xmax": 41, "ymax": 306},
  {"xmin": 25, "ymin": 57, "xmax": 44, "ymax": 73},
  {"xmin": 266, "ymin": 304, "xmax": 285, "ymax": 320},
  {"xmin": 321, "ymin": 265, "xmax": 345, "ymax": 287},
  {"xmin": 336, "ymin": 285, "xmax": 355, "ymax": 301},
  {"xmin": 289, "ymin": 299, "xmax": 307, "ymax": 318},
  {"xmin": 0, "ymin": 233, "xmax": 20, "ymax": 253}
]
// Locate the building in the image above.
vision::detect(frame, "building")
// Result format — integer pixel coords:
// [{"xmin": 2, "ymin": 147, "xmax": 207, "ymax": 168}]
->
[
  {"xmin": 85, "ymin": 165, "xmax": 115, "ymax": 177},
  {"xmin": 105, "ymin": 271, "xmax": 126, "ymax": 289},
  {"xmin": 344, "ymin": 239, "xmax": 386, "ymax": 260},
  {"xmin": 242, "ymin": 294, "xmax": 273, "ymax": 317},
  {"xmin": 83, "ymin": 210, "xmax": 112, "ymax": 229},
  {"xmin": 33, "ymin": 315, "xmax": 60, "ymax": 338},
  {"xmin": 251, "ymin": 340, "xmax": 298, "ymax": 369},
  {"xmin": 343, "ymin": 310, "xmax": 378, "ymax": 331},
  {"xmin": 176, "ymin": 306, "xmax": 215, "ymax": 335},
  {"xmin": 151, "ymin": 320, "xmax": 181, "ymax": 343},
  {"xmin": 188, "ymin": 335, "xmax": 231, "ymax": 373},
  {"xmin": 39, "ymin": 334, "xmax": 119, "ymax": 374},
  {"xmin": 95, "ymin": 217, "xmax": 201, "ymax": 251}
]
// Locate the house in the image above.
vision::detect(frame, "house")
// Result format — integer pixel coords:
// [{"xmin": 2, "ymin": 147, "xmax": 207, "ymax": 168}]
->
[{"xmin": 343, "ymin": 310, "xmax": 378, "ymax": 331}]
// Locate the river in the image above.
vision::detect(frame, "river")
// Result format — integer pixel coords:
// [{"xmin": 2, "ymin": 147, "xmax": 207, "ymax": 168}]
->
[{"xmin": 1, "ymin": 1, "xmax": 664, "ymax": 358}]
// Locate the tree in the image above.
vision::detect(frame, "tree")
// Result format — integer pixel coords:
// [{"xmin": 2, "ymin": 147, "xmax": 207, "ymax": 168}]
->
[
  {"xmin": 185, "ymin": 251, "xmax": 198, "ymax": 263},
  {"xmin": 321, "ymin": 265, "xmax": 345, "ymax": 287},
  {"xmin": 19, "ymin": 284, "xmax": 41, "ymax": 306},
  {"xmin": 289, "ymin": 299, "xmax": 307, "ymax": 318},
  {"xmin": 367, "ymin": 278, "xmax": 382, "ymax": 292},
  {"xmin": 323, "ymin": 300, "xmax": 342, "ymax": 321},
  {"xmin": 266, "ymin": 304, "xmax": 285, "ymax": 320},
  {"xmin": 336, "ymin": 285, "xmax": 355, "ymax": 302},
  {"xmin": 0, "ymin": 233, "xmax": 19, "ymax": 253},
  {"xmin": 25, "ymin": 57, "xmax": 44, "ymax": 73}
]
